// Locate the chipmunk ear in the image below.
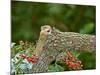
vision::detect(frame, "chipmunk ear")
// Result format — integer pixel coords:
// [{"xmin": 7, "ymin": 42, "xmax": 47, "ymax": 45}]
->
[
  {"xmin": 41, "ymin": 25, "xmax": 52, "ymax": 31},
  {"xmin": 41, "ymin": 25, "xmax": 50, "ymax": 30}
]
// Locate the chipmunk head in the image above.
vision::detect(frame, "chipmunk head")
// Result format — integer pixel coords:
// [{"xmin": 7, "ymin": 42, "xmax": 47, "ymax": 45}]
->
[{"xmin": 40, "ymin": 25, "xmax": 52, "ymax": 35}]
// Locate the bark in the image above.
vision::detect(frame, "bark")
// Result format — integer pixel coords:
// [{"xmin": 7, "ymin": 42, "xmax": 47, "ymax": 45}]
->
[{"xmin": 31, "ymin": 25, "xmax": 96, "ymax": 73}]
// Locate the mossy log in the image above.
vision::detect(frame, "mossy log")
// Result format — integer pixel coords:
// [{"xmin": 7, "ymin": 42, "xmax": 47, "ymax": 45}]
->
[{"xmin": 32, "ymin": 25, "xmax": 96, "ymax": 73}]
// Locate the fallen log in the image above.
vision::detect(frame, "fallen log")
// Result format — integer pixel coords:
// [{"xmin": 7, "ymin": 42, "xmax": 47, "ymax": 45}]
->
[{"xmin": 32, "ymin": 25, "xmax": 96, "ymax": 73}]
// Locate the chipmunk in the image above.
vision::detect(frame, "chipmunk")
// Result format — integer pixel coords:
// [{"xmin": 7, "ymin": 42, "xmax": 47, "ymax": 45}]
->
[
  {"xmin": 34, "ymin": 25, "xmax": 52, "ymax": 56},
  {"xmin": 34, "ymin": 25, "xmax": 96, "ymax": 57}
]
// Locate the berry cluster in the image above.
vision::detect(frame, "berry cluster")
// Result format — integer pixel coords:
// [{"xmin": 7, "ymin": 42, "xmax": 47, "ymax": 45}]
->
[
  {"xmin": 19, "ymin": 40, "xmax": 34, "ymax": 50},
  {"xmin": 20, "ymin": 54, "xmax": 39, "ymax": 64},
  {"xmin": 63, "ymin": 51, "xmax": 83, "ymax": 70}
]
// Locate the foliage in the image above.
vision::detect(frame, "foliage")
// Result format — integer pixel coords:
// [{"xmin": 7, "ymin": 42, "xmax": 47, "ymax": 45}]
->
[
  {"xmin": 48, "ymin": 63, "xmax": 64, "ymax": 72},
  {"xmin": 11, "ymin": 1, "xmax": 96, "ymax": 43},
  {"xmin": 11, "ymin": 41, "xmax": 96, "ymax": 74},
  {"xmin": 11, "ymin": 41, "xmax": 35, "ymax": 74}
]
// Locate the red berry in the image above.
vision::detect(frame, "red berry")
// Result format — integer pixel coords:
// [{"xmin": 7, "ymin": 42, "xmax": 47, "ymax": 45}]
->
[
  {"xmin": 77, "ymin": 61, "xmax": 81, "ymax": 65},
  {"xmin": 63, "ymin": 57, "xmax": 66, "ymax": 61},
  {"xmin": 26, "ymin": 57, "xmax": 33, "ymax": 62},
  {"xmin": 66, "ymin": 51, "xmax": 72, "ymax": 60},
  {"xmin": 66, "ymin": 60, "xmax": 70, "ymax": 65},
  {"xmin": 20, "ymin": 54, "xmax": 38, "ymax": 64},
  {"xmin": 68, "ymin": 62, "xmax": 76, "ymax": 69}
]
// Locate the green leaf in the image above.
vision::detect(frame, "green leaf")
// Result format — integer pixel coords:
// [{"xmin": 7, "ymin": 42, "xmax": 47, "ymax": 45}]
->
[
  {"xmin": 48, "ymin": 63, "xmax": 64, "ymax": 72},
  {"xmin": 72, "ymin": 51, "xmax": 80, "ymax": 58},
  {"xmin": 55, "ymin": 64, "xmax": 64, "ymax": 71}
]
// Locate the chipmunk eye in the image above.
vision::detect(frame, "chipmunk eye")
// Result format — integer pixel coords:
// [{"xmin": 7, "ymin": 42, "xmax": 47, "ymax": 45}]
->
[{"xmin": 47, "ymin": 29, "xmax": 50, "ymax": 32}]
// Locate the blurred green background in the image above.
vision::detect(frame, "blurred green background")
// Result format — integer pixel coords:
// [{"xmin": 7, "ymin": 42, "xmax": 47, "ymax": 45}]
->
[{"xmin": 11, "ymin": 1, "xmax": 96, "ymax": 43}]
